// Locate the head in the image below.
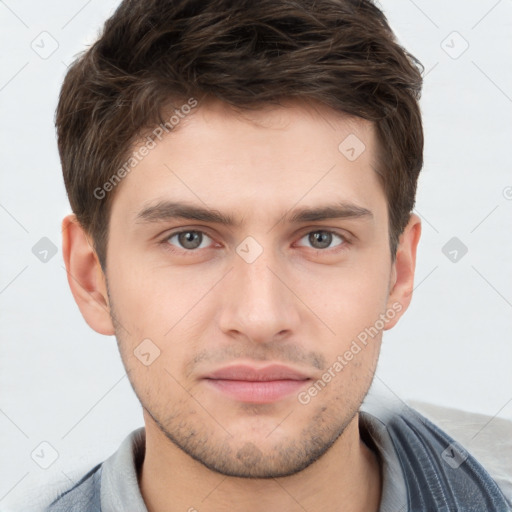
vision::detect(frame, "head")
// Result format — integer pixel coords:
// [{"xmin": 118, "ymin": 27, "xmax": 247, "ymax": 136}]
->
[{"xmin": 59, "ymin": 0, "xmax": 423, "ymax": 478}]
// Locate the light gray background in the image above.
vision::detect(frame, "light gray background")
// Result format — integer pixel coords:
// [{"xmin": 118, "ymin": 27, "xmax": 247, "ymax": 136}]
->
[{"xmin": 1, "ymin": 0, "xmax": 511, "ymax": 508}]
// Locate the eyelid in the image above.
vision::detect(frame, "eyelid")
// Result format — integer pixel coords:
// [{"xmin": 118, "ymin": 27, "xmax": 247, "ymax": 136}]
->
[{"xmin": 296, "ymin": 223, "xmax": 353, "ymax": 239}]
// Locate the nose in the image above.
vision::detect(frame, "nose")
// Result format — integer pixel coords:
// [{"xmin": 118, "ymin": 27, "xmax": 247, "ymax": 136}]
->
[{"xmin": 217, "ymin": 244, "xmax": 301, "ymax": 345}]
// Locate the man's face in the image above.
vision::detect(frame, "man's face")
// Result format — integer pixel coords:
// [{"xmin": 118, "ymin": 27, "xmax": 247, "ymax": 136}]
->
[{"xmin": 105, "ymin": 99, "xmax": 399, "ymax": 478}]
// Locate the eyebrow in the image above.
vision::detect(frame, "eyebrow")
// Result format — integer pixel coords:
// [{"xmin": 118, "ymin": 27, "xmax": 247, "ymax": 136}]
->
[{"xmin": 135, "ymin": 200, "xmax": 373, "ymax": 226}]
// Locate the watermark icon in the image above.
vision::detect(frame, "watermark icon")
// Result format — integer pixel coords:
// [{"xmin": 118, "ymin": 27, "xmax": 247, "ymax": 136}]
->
[
  {"xmin": 93, "ymin": 97, "xmax": 198, "ymax": 200},
  {"xmin": 503, "ymin": 186, "xmax": 512, "ymax": 200},
  {"xmin": 441, "ymin": 441, "xmax": 469, "ymax": 469},
  {"xmin": 442, "ymin": 236, "xmax": 468, "ymax": 263},
  {"xmin": 338, "ymin": 133, "xmax": 366, "ymax": 161},
  {"xmin": 31, "ymin": 31, "xmax": 59, "ymax": 60},
  {"xmin": 31, "ymin": 441, "xmax": 59, "ymax": 469},
  {"xmin": 32, "ymin": 237, "xmax": 58, "ymax": 263},
  {"xmin": 236, "ymin": 236, "xmax": 264, "ymax": 264},
  {"xmin": 441, "ymin": 31, "xmax": 469, "ymax": 60},
  {"xmin": 134, "ymin": 338, "xmax": 161, "ymax": 366},
  {"xmin": 298, "ymin": 302, "xmax": 402, "ymax": 405}
]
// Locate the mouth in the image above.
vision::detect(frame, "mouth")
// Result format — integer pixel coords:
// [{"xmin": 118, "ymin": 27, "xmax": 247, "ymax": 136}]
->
[{"xmin": 202, "ymin": 364, "xmax": 312, "ymax": 404}]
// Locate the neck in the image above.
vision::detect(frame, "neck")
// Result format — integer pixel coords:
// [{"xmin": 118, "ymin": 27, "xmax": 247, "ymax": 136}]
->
[{"xmin": 139, "ymin": 412, "xmax": 381, "ymax": 512}]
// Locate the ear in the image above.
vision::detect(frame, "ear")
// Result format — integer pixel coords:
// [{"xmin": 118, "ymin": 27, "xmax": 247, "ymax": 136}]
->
[
  {"xmin": 384, "ymin": 213, "xmax": 421, "ymax": 330},
  {"xmin": 62, "ymin": 214, "xmax": 115, "ymax": 335}
]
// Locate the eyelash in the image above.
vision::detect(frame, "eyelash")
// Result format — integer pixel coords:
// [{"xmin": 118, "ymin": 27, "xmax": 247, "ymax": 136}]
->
[{"xmin": 160, "ymin": 229, "xmax": 351, "ymax": 255}]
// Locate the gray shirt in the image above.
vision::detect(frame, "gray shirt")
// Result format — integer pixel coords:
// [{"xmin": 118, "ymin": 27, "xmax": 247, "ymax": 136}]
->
[{"xmin": 44, "ymin": 395, "xmax": 512, "ymax": 512}]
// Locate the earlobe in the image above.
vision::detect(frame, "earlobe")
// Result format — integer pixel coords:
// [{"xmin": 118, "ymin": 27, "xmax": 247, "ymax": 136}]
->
[
  {"xmin": 384, "ymin": 213, "xmax": 422, "ymax": 330},
  {"xmin": 62, "ymin": 214, "xmax": 115, "ymax": 335}
]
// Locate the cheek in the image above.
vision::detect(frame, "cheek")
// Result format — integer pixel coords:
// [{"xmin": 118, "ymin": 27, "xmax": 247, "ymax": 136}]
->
[
  {"xmin": 295, "ymin": 256, "xmax": 391, "ymax": 340},
  {"xmin": 107, "ymin": 260, "xmax": 215, "ymax": 378},
  {"xmin": 107, "ymin": 257, "xmax": 206, "ymax": 332}
]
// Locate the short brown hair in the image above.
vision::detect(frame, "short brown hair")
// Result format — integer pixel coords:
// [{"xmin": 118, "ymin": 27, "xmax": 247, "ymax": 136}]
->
[{"xmin": 56, "ymin": 0, "xmax": 424, "ymax": 268}]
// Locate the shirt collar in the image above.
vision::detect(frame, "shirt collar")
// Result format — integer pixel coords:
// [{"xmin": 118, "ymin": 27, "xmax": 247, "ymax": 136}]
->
[{"xmin": 100, "ymin": 397, "xmax": 408, "ymax": 512}]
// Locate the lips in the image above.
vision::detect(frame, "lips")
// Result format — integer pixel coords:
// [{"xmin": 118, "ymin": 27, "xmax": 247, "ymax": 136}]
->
[
  {"xmin": 204, "ymin": 364, "xmax": 311, "ymax": 382},
  {"xmin": 202, "ymin": 364, "xmax": 311, "ymax": 403}
]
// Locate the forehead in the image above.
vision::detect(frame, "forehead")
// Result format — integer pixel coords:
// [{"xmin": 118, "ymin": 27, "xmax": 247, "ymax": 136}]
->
[{"xmin": 110, "ymin": 98, "xmax": 385, "ymax": 226}]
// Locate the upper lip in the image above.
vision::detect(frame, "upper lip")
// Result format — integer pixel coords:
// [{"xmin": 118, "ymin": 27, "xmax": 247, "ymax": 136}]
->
[{"xmin": 203, "ymin": 364, "xmax": 311, "ymax": 381}]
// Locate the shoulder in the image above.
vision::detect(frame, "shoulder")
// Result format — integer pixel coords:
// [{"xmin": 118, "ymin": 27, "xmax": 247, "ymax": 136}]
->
[
  {"xmin": 364, "ymin": 397, "xmax": 512, "ymax": 511},
  {"xmin": 408, "ymin": 400, "xmax": 512, "ymax": 506},
  {"xmin": 41, "ymin": 427, "xmax": 145, "ymax": 512},
  {"xmin": 44, "ymin": 463, "xmax": 102, "ymax": 512}
]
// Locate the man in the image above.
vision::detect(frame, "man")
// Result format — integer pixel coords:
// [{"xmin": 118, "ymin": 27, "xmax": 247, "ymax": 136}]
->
[{"xmin": 47, "ymin": 0, "xmax": 511, "ymax": 510}]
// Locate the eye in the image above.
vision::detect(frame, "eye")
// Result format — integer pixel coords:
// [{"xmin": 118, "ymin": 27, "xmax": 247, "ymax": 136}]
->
[
  {"xmin": 296, "ymin": 230, "xmax": 346, "ymax": 250},
  {"xmin": 162, "ymin": 228, "xmax": 348, "ymax": 254},
  {"xmin": 166, "ymin": 230, "xmax": 213, "ymax": 250}
]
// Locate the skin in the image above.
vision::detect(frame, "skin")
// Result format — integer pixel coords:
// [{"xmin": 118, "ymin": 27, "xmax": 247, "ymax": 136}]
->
[{"xmin": 62, "ymin": 98, "xmax": 421, "ymax": 512}]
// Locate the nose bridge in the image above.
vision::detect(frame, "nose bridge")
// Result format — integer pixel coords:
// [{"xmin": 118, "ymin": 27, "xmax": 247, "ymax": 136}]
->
[
  {"xmin": 238, "ymin": 251, "xmax": 278, "ymax": 305},
  {"xmin": 218, "ymin": 239, "xmax": 300, "ymax": 342}
]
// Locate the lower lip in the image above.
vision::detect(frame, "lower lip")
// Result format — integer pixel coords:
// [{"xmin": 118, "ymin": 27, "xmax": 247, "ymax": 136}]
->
[{"xmin": 204, "ymin": 379, "xmax": 310, "ymax": 403}]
